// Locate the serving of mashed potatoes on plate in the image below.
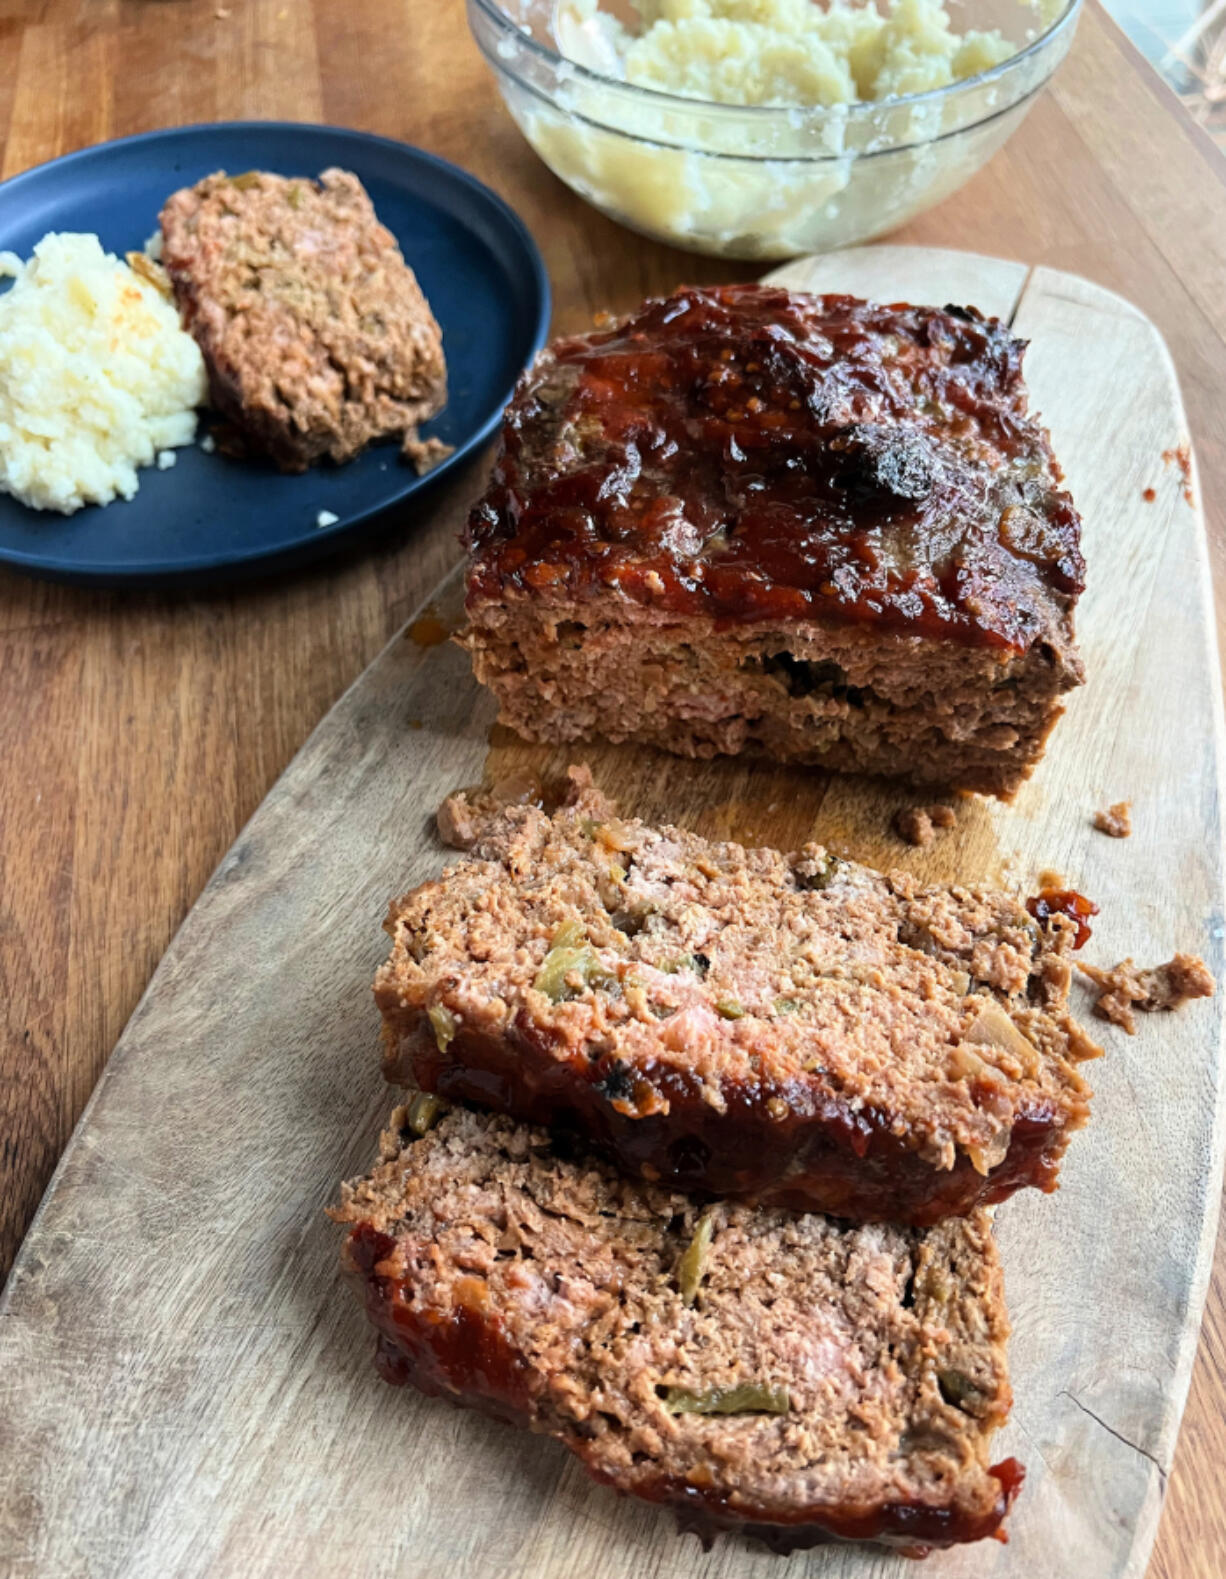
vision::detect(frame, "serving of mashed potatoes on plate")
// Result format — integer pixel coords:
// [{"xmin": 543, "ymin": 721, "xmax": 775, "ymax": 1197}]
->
[
  {"xmin": 562, "ymin": 0, "xmax": 1015, "ymax": 106},
  {"xmin": 0, "ymin": 232, "xmax": 206, "ymax": 515}
]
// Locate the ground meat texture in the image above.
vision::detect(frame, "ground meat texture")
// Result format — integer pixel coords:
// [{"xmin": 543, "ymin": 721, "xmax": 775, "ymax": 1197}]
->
[
  {"xmin": 1093, "ymin": 802, "xmax": 1132, "ymax": 838},
  {"xmin": 461, "ymin": 285, "xmax": 1084, "ymax": 799},
  {"xmin": 332, "ymin": 1107, "xmax": 1023, "ymax": 1556},
  {"xmin": 160, "ymin": 168, "xmax": 447, "ymax": 472},
  {"xmin": 895, "ymin": 804, "xmax": 957, "ymax": 847},
  {"xmin": 1079, "ymin": 953, "xmax": 1215, "ymax": 1034},
  {"xmin": 376, "ymin": 786, "xmax": 1099, "ymax": 1225}
]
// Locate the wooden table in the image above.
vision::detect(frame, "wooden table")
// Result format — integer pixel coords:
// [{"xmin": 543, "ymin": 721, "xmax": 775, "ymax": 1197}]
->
[{"xmin": 0, "ymin": 1, "xmax": 1223, "ymax": 1571}]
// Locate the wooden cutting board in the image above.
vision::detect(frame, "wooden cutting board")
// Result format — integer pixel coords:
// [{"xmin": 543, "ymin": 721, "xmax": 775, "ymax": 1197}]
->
[{"xmin": 0, "ymin": 247, "xmax": 1221, "ymax": 1579}]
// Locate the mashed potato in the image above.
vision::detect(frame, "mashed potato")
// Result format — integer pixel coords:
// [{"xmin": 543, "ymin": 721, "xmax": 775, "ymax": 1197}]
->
[
  {"xmin": 562, "ymin": 0, "xmax": 1014, "ymax": 106},
  {"xmin": 0, "ymin": 233, "xmax": 207, "ymax": 514},
  {"xmin": 503, "ymin": 0, "xmax": 1070, "ymax": 258}
]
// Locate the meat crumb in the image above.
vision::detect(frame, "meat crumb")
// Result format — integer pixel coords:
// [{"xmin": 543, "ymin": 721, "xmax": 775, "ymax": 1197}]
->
[
  {"xmin": 435, "ymin": 792, "xmax": 477, "ymax": 850},
  {"xmin": 1093, "ymin": 801, "xmax": 1132, "ymax": 839},
  {"xmin": 1142, "ymin": 486, "xmax": 1156, "ymax": 502},
  {"xmin": 895, "ymin": 803, "xmax": 957, "ymax": 847},
  {"xmin": 437, "ymin": 777, "xmax": 540, "ymax": 850},
  {"xmin": 437, "ymin": 763, "xmax": 616, "ymax": 850},
  {"xmin": 403, "ymin": 434, "xmax": 454, "ymax": 475},
  {"xmin": 1078, "ymin": 952, "xmax": 1214, "ymax": 1034}
]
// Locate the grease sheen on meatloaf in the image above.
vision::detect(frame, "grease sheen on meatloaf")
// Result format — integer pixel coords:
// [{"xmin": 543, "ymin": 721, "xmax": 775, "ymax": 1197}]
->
[
  {"xmin": 159, "ymin": 168, "xmax": 447, "ymax": 471},
  {"xmin": 334, "ymin": 1107, "xmax": 1023, "ymax": 1555},
  {"xmin": 461, "ymin": 284, "xmax": 1085, "ymax": 796},
  {"xmin": 376, "ymin": 774, "xmax": 1099, "ymax": 1225}
]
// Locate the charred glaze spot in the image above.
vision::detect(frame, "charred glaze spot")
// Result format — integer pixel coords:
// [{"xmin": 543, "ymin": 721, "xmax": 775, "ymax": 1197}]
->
[
  {"xmin": 827, "ymin": 424, "xmax": 938, "ymax": 506},
  {"xmin": 597, "ymin": 1059, "xmax": 637, "ymax": 1106}
]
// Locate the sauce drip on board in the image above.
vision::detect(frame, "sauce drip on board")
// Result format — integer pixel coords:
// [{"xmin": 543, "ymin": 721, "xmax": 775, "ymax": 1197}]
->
[{"xmin": 1027, "ymin": 888, "xmax": 1099, "ymax": 949}]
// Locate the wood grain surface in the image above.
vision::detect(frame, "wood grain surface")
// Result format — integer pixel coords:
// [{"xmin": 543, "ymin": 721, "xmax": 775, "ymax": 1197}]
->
[
  {"xmin": 0, "ymin": 3, "xmax": 1225, "ymax": 1573},
  {"xmin": 0, "ymin": 247, "xmax": 1220, "ymax": 1579}
]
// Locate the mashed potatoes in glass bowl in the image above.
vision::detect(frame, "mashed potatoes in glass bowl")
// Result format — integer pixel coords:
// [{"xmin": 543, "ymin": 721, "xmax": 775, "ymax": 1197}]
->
[{"xmin": 467, "ymin": 0, "xmax": 1080, "ymax": 258}]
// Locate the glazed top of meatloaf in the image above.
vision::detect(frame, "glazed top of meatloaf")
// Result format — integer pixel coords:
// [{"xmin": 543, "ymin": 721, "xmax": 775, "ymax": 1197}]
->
[
  {"xmin": 377, "ymin": 773, "xmax": 1099, "ymax": 1181},
  {"xmin": 334, "ymin": 1106, "xmax": 1021, "ymax": 1551},
  {"xmin": 464, "ymin": 284, "xmax": 1084, "ymax": 655}
]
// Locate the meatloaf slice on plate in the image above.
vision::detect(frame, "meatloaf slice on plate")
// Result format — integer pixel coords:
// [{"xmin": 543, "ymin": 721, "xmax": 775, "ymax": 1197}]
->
[
  {"xmin": 461, "ymin": 283, "xmax": 1084, "ymax": 798},
  {"xmin": 160, "ymin": 168, "xmax": 446, "ymax": 471},
  {"xmin": 376, "ymin": 771, "xmax": 1099, "ymax": 1226},
  {"xmin": 333, "ymin": 1106, "xmax": 1022, "ymax": 1556}
]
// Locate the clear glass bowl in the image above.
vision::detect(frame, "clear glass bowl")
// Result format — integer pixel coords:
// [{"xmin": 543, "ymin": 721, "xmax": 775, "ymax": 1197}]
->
[{"xmin": 467, "ymin": 0, "xmax": 1081, "ymax": 260}]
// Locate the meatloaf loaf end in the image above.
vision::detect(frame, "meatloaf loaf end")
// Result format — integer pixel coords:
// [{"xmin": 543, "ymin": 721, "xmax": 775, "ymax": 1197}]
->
[
  {"xmin": 333, "ymin": 1106, "xmax": 1023, "ymax": 1556},
  {"xmin": 376, "ymin": 772, "xmax": 1099, "ymax": 1225},
  {"xmin": 461, "ymin": 284, "xmax": 1084, "ymax": 798},
  {"xmin": 159, "ymin": 168, "xmax": 447, "ymax": 471}
]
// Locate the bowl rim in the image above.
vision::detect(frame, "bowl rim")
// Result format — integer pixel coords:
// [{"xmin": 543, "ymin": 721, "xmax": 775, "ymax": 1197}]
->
[{"xmin": 468, "ymin": 0, "xmax": 1082, "ymax": 122}]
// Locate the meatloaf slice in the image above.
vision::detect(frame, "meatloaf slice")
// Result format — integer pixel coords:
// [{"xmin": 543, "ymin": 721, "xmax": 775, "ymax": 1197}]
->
[
  {"xmin": 376, "ymin": 773, "xmax": 1099, "ymax": 1225},
  {"xmin": 334, "ymin": 1106, "xmax": 1022, "ymax": 1556},
  {"xmin": 159, "ymin": 168, "xmax": 446, "ymax": 471},
  {"xmin": 462, "ymin": 284, "xmax": 1084, "ymax": 798}
]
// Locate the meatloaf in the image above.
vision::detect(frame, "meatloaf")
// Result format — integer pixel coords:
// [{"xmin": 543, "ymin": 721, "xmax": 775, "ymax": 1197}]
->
[
  {"xmin": 461, "ymin": 284, "xmax": 1085, "ymax": 798},
  {"xmin": 333, "ymin": 1105, "xmax": 1023, "ymax": 1555},
  {"xmin": 376, "ymin": 771, "xmax": 1099, "ymax": 1225},
  {"xmin": 159, "ymin": 168, "xmax": 447, "ymax": 471}
]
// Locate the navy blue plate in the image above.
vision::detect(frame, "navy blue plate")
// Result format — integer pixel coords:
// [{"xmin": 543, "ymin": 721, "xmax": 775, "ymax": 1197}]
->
[{"xmin": 0, "ymin": 123, "xmax": 550, "ymax": 585}]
